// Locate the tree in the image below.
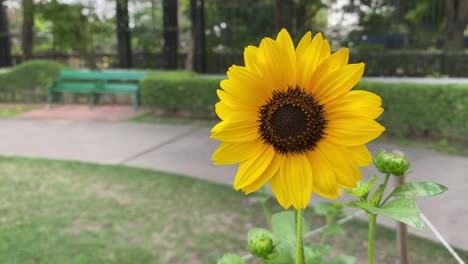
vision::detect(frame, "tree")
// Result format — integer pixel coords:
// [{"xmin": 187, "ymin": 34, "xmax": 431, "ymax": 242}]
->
[
  {"xmin": 22, "ymin": 0, "xmax": 34, "ymax": 61},
  {"xmin": 116, "ymin": 0, "xmax": 132, "ymax": 68},
  {"xmin": 162, "ymin": 0, "xmax": 179, "ymax": 69},
  {"xmin": 187, "ymin": 0, "xmax": 206, "ymax": 72},
  {"xmin": 274, "ymin": 0, "xmax": 292, "ymax": 32},
  {"xmin": 0, "ymin": 0, "xmax": 12, "ymax": 67},
  {"xmin": 445, "ymin": 0, "xmax": 468, "ymax": 50}
]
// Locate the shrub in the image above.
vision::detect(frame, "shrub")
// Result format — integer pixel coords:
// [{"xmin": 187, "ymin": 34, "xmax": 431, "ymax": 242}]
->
[
  {"xmin": 141, "ymin": 72, "xmax": 221, "ymax": 118},
  {"xmin": 0, "ymin": 60, "xmax": 69, "ymax": 102},
  {"xmin": 356, "ymin": 81, "xmax": 468, "ymax": 143},
  {"xmin": 141, "ymin": 73, "xmax": 468, "ymax": 144}
]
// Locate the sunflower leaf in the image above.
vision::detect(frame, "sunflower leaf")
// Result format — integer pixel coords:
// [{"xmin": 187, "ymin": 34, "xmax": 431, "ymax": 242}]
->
[
  {"xmin": 389, "ymin": 181, "xmax": 448, "ymax": 197},
  {"xmin": 346, "ymin": 200, "xmax": 372, "ymax": 214},
  {"xmin": 304, "ymin": 244, "xmax": 331, "ymax": 264},
  {"xmin": 350, "ymin": 198, "xmax": 424, "ymax": 230},
  {"xmin": 271, "ymin": 211, "xmax": 310, "ymax": 260}
]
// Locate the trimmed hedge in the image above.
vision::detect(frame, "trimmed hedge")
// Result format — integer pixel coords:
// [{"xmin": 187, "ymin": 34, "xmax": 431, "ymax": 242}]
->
[
  {"xmin": 141, "ymin": 72, "xmax": 220, "ymax": 118},
  {"xmin": 141, "ymin": 72, "xmax": 468, "ymax": 144},
  {"xmin": 356, "ymin": 81, "xmax": 468, "ymax": 143},
  {"xmin": 0, "ymin": 60, "xmax": 69, "ymax": 102}
]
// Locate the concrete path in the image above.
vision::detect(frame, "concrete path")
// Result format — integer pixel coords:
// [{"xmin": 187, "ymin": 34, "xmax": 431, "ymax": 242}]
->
[
  {"xmin": 18, "ymin": 105, "xmax": 147, "ymax": 121},
  {"xmin": 0, "ymin": 119, "xmax": 467, "ymax": 252}
]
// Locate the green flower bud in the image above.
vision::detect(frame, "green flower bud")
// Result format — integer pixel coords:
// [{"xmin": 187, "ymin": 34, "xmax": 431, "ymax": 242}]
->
[
  {"xmin": 216, "ymin": 253, "xmax": 246, "ymax": 264},
  {"xmin": 373, "ymin": 149, "xmax": 411, "ymax": 176},
  {"xmin": 248, "ymin": 230, "xmax": 274, "ymax": 258}
]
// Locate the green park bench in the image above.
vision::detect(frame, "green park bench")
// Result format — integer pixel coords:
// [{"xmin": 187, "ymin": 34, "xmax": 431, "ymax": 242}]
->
[{"xmin": 48, "ymin": 70, "xmax": 147, "ymax": 110}]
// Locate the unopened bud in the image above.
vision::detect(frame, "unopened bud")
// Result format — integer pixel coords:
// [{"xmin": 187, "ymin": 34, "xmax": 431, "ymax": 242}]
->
[
  {"xmin": 248, "ymin": 231, "xmax": 274, "ymax": 258},
  {"xmin": 373, "ymin": 150, "xmax": 410, "ymax": 176}
]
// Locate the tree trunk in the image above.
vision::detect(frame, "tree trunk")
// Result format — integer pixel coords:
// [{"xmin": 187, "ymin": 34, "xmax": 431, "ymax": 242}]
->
[
  {"xmin": 274, "ymin": 0, "xmax": 292, "ymax": 32},
  {"xmin": 163, "ymin": 0, "xmax": 178, "ymax": 69},
  {"xmin": 188, "ymin": 0, "xmax": 206, "ymax": 73},
  {"xmin": 445, "ymin": 0, "xmax": 468, "ymax": 50},
  {"xmin": 0, "ymin": 0, "xmax": 12, "ymax": 67},
  {"xmin": 22, "ymin": 0, "xmax": 34, "ymax": 61},
  {"xmin": 116, "ymin": 0, "xmax": 132, "ymax": 68},
  {"xmin": 294, "ymin": 0, "xmax": 307, "ymax": 36}
]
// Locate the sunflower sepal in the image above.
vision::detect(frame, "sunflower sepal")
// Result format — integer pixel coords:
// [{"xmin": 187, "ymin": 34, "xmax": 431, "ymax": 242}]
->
[{"xmin": 347, "ymin": 175, "xmax": 378, "ymax": 199}]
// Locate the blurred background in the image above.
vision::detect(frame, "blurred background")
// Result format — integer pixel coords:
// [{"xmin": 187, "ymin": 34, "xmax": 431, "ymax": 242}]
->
[{"xmin": 0, "ymin": 0, "xmax": 467, "ymax": 76}]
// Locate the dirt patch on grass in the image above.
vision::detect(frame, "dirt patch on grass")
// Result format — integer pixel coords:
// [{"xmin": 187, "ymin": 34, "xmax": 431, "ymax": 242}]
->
[
  {"xmin": 86, "ymin": 181, "xmax": 136, "ymax": 206},
  {"xmin": 65, "ymin": 214, "xmax": 103, "ymax": 235}
]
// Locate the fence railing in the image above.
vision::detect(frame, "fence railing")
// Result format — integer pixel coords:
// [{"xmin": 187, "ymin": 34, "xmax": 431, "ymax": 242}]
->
[{"xmin": 6, "ymin": 50, "xmax": 468, "ymax": 77}]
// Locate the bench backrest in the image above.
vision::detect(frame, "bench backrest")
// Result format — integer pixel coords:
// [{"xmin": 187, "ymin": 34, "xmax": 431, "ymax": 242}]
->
[{"xmin": 59, "ymin": 70, "xmax": 146, "ymax": 82}]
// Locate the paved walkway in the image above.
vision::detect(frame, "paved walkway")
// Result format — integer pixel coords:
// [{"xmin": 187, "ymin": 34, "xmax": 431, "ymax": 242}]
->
[
  {"xmin": 0, "ymin": 119, "xmax": 467, "ymax": 252},
  {"xmin": 18, "ymin": 105, "xmax": 147, "ymax": 121}
]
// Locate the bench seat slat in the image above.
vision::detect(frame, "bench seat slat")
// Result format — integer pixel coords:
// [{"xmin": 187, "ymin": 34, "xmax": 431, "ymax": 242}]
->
[{"xmin": 49, "ymin": 70, "xmax": 146, "ymax": 110}]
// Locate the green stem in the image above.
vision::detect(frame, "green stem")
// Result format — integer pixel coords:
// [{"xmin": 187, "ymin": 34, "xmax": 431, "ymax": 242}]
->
[
  {"xmin": 377, "ymin": 174, "xmax": 391, "ymax": 206},
  {"xmin": 295, "ymin": 210, "xmax": 305, "ymax": 264},
  {"xmin": 368, "ymin": 214, "xmax": 377, "ymax": 264},
  {"xmin": 261, "ymin": 201, "xmax": 272, "ymax": 229},
  {"xmin": 368, "ymin": 173, "xmax": 390, "ymax": 264}
]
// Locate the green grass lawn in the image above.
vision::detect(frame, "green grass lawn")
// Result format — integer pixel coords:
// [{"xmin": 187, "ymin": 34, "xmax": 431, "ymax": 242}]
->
[
  {"xmin": 0, "ymin": 104, "xmax": 41, "ymax": 118},
  {"xmin": 0, "ymin": 157, "xmax": 467, "ymax": 263}
]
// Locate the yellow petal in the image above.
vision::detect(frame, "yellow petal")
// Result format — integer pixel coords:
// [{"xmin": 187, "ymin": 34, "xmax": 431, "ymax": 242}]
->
[
  {"xmin": 269, "ymin": 158, "xmax": 291, "ymax": 209},
  {"xmin": 307, "ymin": 149, "xmax": 338, "ymax": 199},
  {"xmin": 211, "ymin": 121, "xmax": 259, "ymax": 143},
  {"xmin": 296, "ymin": 31, "xmax": 312, "ymax": 61},
  {"xmin": 325, "ymin": 90, "xmax": 383, "ymax": 119},
  {"xmin": 275, "ymin": 29, "xmax": 296, "ymax": 85},
  {"xmin": 315, "ymin": 139, "xmax": 362, "ymax": 188},
  {"xmin": 212, "ymin": 140, "xmax": 265, "ymax": 165},
  {"xmin": 223, "ymin": 66, "xmax": 268, "ymax": 106},
  {"xmin": 325, "ymin": 117, "xmax": 385, "ymax": 146},
  {"xmin": 296, "ymin": 31, "xmax": 312, "ymax": 87},
  {"xmin": 306, "ymin": 48, "xmax": 349, "ymax": 94},
  {"xmin": 244, "ymin": 45, "xmax": 260, "ymax": 71},
  {"xmin": 313, "ymin": 63, "xmax": 365, "ymax": 105},
  {"xmin": 276, "ymin": 154, "xmax": 313, "ymax": 209},
  {"xmin": 234, "ymin": 145, "xmax": 275, "ymax": 189},
  {"xmin": 215, "ymin": 102, "xmax": 258, "ymax": 122},
  {"xmin": 298, "ymin": 33, "xmax": 331, "ymax": 88},
  {"xmin": 216, "ymin": 89, "xmax": 258, "ymax": 110},
  {"xmin": 258, "ymin": 37, "xmax": 294, "ymax": 91},
  {"xmin": 243, "ymin": 153, "xmax": 280, "ymax": 194}
]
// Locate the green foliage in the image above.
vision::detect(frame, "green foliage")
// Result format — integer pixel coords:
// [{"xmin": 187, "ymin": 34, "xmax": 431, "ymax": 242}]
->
[
  {"xmin": 356, "ymin": 81, "xmax": 468, "ymax": 144},
  {"xmin": 347, "ymin": 175, "xmax": 378, "ymax": 199},
  {"xmin": 143, "ymin": 73, "xmax": 467, "ymax": 145},
  {"xmin": 0, "ymin": 60, "xmax": 68, "ymax": 102},
  {"xmin": 217, "ymin": 254, "xmax": 246, "ymax": 264},
  {"xmin": 351, "ymin": 51, "xmax": 468, "ymax": 77},
  {"xmin": 140, "ymin": 72, "xmax": 219, "ymax": 118},
  {"xmin": 349, "ymin": 198, "xmax": 424, "ymax": 230},
  {"xmin": 389, "ymin": 182, "xmax": 448, "ymax": 197},
  {"xmin": 248, "ymin": 228, "xmax": 274, "ymax": 258},
  {"xmin": 373, "ymin": 149, "xmax": 411, "ymax": 176}
]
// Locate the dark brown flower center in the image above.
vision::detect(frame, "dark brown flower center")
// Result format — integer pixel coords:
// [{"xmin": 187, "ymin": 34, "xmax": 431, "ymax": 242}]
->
[{"xmin": 258, "ymin": 86, "xmax": 326, "ymax": 155}]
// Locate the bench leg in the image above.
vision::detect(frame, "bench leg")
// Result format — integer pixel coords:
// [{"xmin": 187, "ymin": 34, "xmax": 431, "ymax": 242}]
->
[
  {"xmin": 88, "ymin": 93, "xmax": 96, "ymax": 110},
  {"xmin": 133, "ymin": 92, "xmax": 141, "ymax": 111}
]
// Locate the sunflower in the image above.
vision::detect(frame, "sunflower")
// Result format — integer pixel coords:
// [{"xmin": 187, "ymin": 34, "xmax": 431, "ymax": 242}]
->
[{"xmin": 211, "ymin": 29, "xmax": 385, "ymax": 209}]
